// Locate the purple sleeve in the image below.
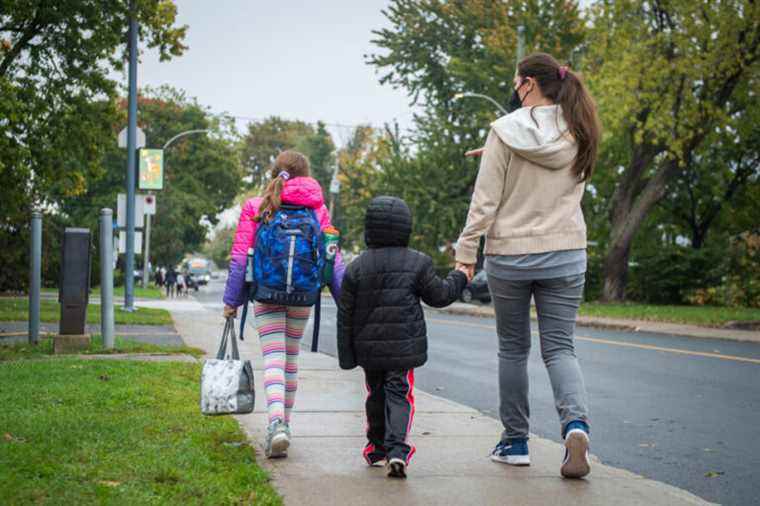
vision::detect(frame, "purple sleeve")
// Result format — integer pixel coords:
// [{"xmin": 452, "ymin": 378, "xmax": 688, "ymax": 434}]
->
[
  {"xmin": 223, "ymin": 259, "xmax": 247, "ymax": 307},
  {"xmin": 329, "ymin": 251, "xmax": 346, "ymax": 303},
  {"xmin": 223, "ymin": 199, "xmax": 259, "ymax": 308}
]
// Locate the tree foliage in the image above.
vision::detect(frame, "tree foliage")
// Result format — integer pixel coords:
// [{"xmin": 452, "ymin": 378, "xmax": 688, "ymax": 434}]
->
[
  {"xmin": 63, "ymin": 86, "xmax": 243, "ymax": 269},
  {"xmin": 584, "ymin": 0, "xmax": 760, "ymax": 300},
  {"xmin": 0, "ymin": 0, "xmax": 187, "ymax": 290}
]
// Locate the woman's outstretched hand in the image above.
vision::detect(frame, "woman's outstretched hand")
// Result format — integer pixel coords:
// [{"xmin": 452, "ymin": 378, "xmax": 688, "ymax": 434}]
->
[
  {"xmin": 455, "ymin": 262, "xmax": 475, "ymax": 282},
  {"xmin": 223, "ymin": 305, "xmax": 237, "ymax": 319}
]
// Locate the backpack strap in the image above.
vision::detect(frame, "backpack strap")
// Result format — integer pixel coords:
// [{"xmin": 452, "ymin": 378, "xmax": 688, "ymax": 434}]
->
[{"xmin": 311, "ymin": 294, "xmax": 321, "ymax": 352}]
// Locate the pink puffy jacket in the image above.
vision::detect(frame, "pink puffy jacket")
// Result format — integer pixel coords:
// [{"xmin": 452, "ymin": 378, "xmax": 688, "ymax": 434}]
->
[{"xmin": 222, "ymin": 176, "xmax": 344, "ymax": 307}]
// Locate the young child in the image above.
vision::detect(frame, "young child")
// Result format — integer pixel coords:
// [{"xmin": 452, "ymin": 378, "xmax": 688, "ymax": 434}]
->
[
  {"xmin": 337, "ymin": 196, "xmax": 467, "ymax": 478},
  {"xmin": 223, "ymin": 150, "xmax": 344, "ymax": 458}
]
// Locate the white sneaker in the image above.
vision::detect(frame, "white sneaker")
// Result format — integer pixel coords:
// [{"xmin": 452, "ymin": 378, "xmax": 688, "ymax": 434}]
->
[
  {"xmin": 386, "ymin": 458, "xmax": 407, "ymax": 478},
  {"xmin": 265, "ymin": 421, "xmax": 290, "ymax": 458},
  {"xmin": 561, "ymin": 429, "xmax": 590, "ymax": 478}
]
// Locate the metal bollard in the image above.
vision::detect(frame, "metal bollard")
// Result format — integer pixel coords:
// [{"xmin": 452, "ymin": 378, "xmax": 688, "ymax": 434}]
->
[
  {"xmin": 100, "ymin": 209, "xmax": 115, "ymax": 349},
  {"xmin": 29, "ymin": 212, "xmax": 42, "ymax": 344}
]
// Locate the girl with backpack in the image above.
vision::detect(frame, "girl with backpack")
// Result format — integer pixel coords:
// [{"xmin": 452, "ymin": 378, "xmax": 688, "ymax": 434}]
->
[
  {"xmin": 455, "ymin": 53, "xmax": 600, "ymax": 479},
  {"xmin": 222, "ymin": 150, "xmax": 344, "ymax": 458}
]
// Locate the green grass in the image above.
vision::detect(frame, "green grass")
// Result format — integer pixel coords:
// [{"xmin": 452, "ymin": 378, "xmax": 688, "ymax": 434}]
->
[
  {"xmin": 0, "ymin": 298, "xmax": 173, "ymax": 326},
  {"xmin": 0, "ymin": 358, "xmax": 280, "ymax": 505},
  {"xmin": 0, "ymin": 336, "xmax": 205, "ymax": 362},
  {"xmin": 42, "ymin": 286, "xmax": 165, "ymax": 300},
  {"xmin": 579, "ymin": 302, "xmax": 760, "ymax": 327}
]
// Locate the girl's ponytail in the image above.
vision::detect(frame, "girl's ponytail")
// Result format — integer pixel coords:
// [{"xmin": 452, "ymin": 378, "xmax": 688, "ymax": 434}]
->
[
  {"xmin": 254, "ymin": 150, "xmax": 311, "ymax": 223},
  {"xmin": 517, "ymin": 53, "xmax": 601, "ymax": 181}
]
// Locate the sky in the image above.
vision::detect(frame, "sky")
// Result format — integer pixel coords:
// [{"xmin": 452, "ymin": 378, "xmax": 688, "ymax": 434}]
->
[{"xmin": 130, "ymin": 1, "xmax": 414, "ymax": 143}]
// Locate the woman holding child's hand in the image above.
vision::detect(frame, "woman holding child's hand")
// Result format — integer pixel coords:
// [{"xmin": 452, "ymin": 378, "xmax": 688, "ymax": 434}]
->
[{"xmin": 455, "ymin": 52, "xmax": 601, "ymax": 479}]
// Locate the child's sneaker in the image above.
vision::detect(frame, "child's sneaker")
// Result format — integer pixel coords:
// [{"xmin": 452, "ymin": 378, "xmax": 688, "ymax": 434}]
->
[
  {"xmin": 561, "ymin": 421, "xmax": 590, "ymax": 479},
  {"xmin": 490, "ymin": 438, "xmax": 530, "ymax": 466},
  {"xmin": 265, "ymin": 420, "xmax": 290, "ymax": 459},
  {"xmin": 386, "ymin": 458, "xmax": 407, "ymax": 478}
]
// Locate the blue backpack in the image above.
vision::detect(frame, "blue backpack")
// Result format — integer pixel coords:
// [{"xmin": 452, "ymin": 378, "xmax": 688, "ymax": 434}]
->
[
  {"xmin": 250, "ymin": 204, "xmax": 325, "ymax": 306},
  {"xmin": 238, "ymin": 205, "xmax": 327, "ymax": 349}
]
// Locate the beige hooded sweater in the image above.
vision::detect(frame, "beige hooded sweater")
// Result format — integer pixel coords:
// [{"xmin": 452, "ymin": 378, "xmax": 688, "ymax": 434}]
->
[{"xmin": 455, "ymin": 105, "xmax": 587, "ymax": 264}]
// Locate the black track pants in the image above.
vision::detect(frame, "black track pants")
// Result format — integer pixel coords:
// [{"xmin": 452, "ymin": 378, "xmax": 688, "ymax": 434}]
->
[{"xmin": 363, "ymin": 369, "xmax": 416, "ymax": 464}]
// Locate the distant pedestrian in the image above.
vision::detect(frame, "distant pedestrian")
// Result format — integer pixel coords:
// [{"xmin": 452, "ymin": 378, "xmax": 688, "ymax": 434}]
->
[
  {"xmin": 155, "ymin": 268, "xmax": 164, "ymax": 288},
  {"xmin": 222, "ymin": 150, "xmax": 346, "ymax": 459},
  {"xmin": 455, "ymin": 53, "xmax": 600, "ymax": 478},
  {"xmin": 337, "ymin": 196, "xmax": 467, "ymax": 479},
  {"xmin": 165, "ymin": 267, "xmax": 177, "ymax": 298},
  {"xmin": 176, "ymin": 272, "xmax": 185, "ymax": 297}
]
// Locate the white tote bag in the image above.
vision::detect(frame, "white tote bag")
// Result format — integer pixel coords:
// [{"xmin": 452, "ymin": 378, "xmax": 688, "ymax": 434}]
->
[{"xmin": 200, "ymin": 318, "xmax": 255, "ymax": 415}]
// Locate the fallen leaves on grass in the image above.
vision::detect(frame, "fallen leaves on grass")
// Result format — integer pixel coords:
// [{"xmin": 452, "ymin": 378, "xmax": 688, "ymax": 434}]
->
[{"xmin": 98, "ymin": 480, "xmax": 122, "ymax": 488}]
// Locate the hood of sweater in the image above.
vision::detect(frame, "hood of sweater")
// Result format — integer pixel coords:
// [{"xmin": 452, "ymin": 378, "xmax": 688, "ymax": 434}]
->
[
  {"xmin": 280, "ymin": 176, "xmax": 325, "ymax": 209},
  {"xmin": 364, "ymin": 196, "xmax": 412, "ymax": 248},
  {"xmin": 490, "ymin": 105, "xmax": 577, "ymax": 170}
]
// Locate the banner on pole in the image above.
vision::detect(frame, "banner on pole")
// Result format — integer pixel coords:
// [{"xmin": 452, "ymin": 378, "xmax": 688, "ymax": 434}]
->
[{"xmin": 138, "ymin": 149, "xmax": 164, "ymax": 190}]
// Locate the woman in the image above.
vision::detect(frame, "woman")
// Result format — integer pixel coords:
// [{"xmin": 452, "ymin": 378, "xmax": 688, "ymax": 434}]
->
[
  {"xmin": 222, "ymin": 150, "xmax": 344, "ymax": 458},
  {"xmin": 455, "ymin": 52, "xmax": 600, "ymax": 479}
]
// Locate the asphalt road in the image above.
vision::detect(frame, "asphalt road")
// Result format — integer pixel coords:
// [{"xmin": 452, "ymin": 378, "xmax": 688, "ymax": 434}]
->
[{"xmin": 198, "ymin": 278, "xmax": 760, "ymax": 505}]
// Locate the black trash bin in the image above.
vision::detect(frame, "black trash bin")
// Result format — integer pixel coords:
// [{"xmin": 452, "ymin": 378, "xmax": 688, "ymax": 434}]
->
[{"xmin": 56, "ymin": 228, "xmax": 91, "ymax": 353}]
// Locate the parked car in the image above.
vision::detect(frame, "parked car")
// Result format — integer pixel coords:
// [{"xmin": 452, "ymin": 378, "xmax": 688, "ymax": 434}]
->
[{"xmin": 461, "ymin": 270, "xmax": 491, "ymax": 303}]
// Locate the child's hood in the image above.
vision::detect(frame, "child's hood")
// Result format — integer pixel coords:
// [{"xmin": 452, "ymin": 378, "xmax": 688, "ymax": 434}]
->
[
  {"xmin": 281, "ymin": 176, "xmax": 325, "ymax": 209},
  {"xmin": 364, "ymin": 196, "xmax": 412, "ymax": 248}
]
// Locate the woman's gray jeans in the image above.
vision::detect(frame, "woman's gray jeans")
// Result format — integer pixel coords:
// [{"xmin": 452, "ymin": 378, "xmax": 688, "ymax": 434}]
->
[{"xmin": 487, "ymin": 273, "xmax": 590, "ymax": 441}]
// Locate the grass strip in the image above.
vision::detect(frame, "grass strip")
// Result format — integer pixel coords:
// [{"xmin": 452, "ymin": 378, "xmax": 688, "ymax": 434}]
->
[
  {"xmin": 0, "ymin": 359, "xmax": 280, "ymax": 505},
  {"xmin": 579, "ymin": 302, "xmax": 760, "ymax": 327},
  {"xmin": 0, "ymin": 336, "xmax": 205, "ymax": 362},
  {"xmin": 0, "ymin": 298, "xmax": 172, "ymax": 326},
  {"xmin": 41, "ymin": 286, "xmax": 165, "ymax": 300}
]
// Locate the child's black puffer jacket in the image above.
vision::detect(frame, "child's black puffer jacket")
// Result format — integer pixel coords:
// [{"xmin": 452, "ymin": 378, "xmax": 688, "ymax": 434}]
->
[{"xmin": 337, "ymin": 196, "xmax": 467, "ymax": 371}]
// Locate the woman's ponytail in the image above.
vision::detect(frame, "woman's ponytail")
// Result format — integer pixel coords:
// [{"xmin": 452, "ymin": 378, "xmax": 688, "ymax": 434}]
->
[
  {"xmin": 254, "ymin": 150, "xmax": 311, "ymax": 223},
  {"xmin": 517, "ymin": 53, "xmax": 601, "ymax": 181}
]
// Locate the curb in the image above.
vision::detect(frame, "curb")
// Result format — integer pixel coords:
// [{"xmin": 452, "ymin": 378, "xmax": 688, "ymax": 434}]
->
[{"xmin": 430, "ymin": 305, "xmax": 760, "ymax": 343}]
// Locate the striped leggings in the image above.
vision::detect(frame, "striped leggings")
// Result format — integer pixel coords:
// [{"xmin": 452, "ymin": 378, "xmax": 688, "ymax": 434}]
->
[{"xmin": 254, "ymin": 303, "xmax": 311, "ymax": 425}]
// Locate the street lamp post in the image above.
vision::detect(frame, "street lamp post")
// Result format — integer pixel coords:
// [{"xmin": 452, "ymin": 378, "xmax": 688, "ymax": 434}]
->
[{"xmin": 140, "ymin": 129, "xmax": 211, "ymax": 288}]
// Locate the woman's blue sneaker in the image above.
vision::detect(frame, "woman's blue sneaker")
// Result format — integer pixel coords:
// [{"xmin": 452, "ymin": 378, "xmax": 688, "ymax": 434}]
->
[
  {"xmin": 561, "ymin": 421, "xmax": 590, "ymax": 478},
  {"xmin": 490, "ymin": 439, "xmax": 530, "ymax": 466}
]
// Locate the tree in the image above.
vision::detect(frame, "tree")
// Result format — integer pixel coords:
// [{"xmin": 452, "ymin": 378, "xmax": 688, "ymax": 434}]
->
[
  {"xmin": 296, "ymin": 121, "xmax": 335, "ymax": 191},
  {"xmin": 63, "ymin": 86, "xmax": 243, "ymax": 269},
  {"xmin": 0, "ymin": 0, "xmax": 187, "ymax": 290},
  {"xmin": 585, "ymin": 0, "xmax": 760, "ymax": 300},
  {"xmin": 239, "ymin": 117, "xmax": 313, "ymax": 188}
]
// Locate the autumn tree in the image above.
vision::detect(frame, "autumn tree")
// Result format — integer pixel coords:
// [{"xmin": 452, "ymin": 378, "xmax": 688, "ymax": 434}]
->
[
  {"xmin": 63, "ymin": 86, "xmax": 243, "ymax": 269},
  {"xmin": 0, "ymin": 0, "xmax": 187, "ymax": 290},
  {"xmin": 585, "ymin": 0, "xmax": 760, "ymax": 300}
]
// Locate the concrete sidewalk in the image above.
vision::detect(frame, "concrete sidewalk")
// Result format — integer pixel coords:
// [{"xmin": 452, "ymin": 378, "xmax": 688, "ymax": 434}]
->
[
  {"xmin": 171, "ymin": 301, "xmax": 710, "ymax": 506},
  {"xmin": 437, "ymin": 302, "xmax": 760, "ymax": 344}
]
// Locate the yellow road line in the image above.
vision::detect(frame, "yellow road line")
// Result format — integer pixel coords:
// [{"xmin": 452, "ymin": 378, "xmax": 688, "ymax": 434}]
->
[{"xmin": 426, "ymin": 318, "xmax": 760, "ymax": 365}]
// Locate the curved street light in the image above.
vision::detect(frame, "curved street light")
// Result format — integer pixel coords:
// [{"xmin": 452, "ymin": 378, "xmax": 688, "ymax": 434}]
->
[
  {"xmin": 162, "ymin": 129, "xmax": 211, "ymax": 151},
  {"xmin": 452, "ymin": 92, "xmax": 508, "ymax": 116}
]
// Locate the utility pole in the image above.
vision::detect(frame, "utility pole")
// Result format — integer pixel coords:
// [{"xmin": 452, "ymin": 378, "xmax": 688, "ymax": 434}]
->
[
  {"xmin": 124, "ymin": 0, "xmax": 138, "ymax": 311},
  {"xmin": 516, "ymin": 25, "xmax": 526, "ymax": 70},
  {"xmin": 141, "ymin": 198, "xmax": 151, "ymax": 289},
  {"xmin": 328, "ymin": 161, "xmax": 340, "ymax": 219}
]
